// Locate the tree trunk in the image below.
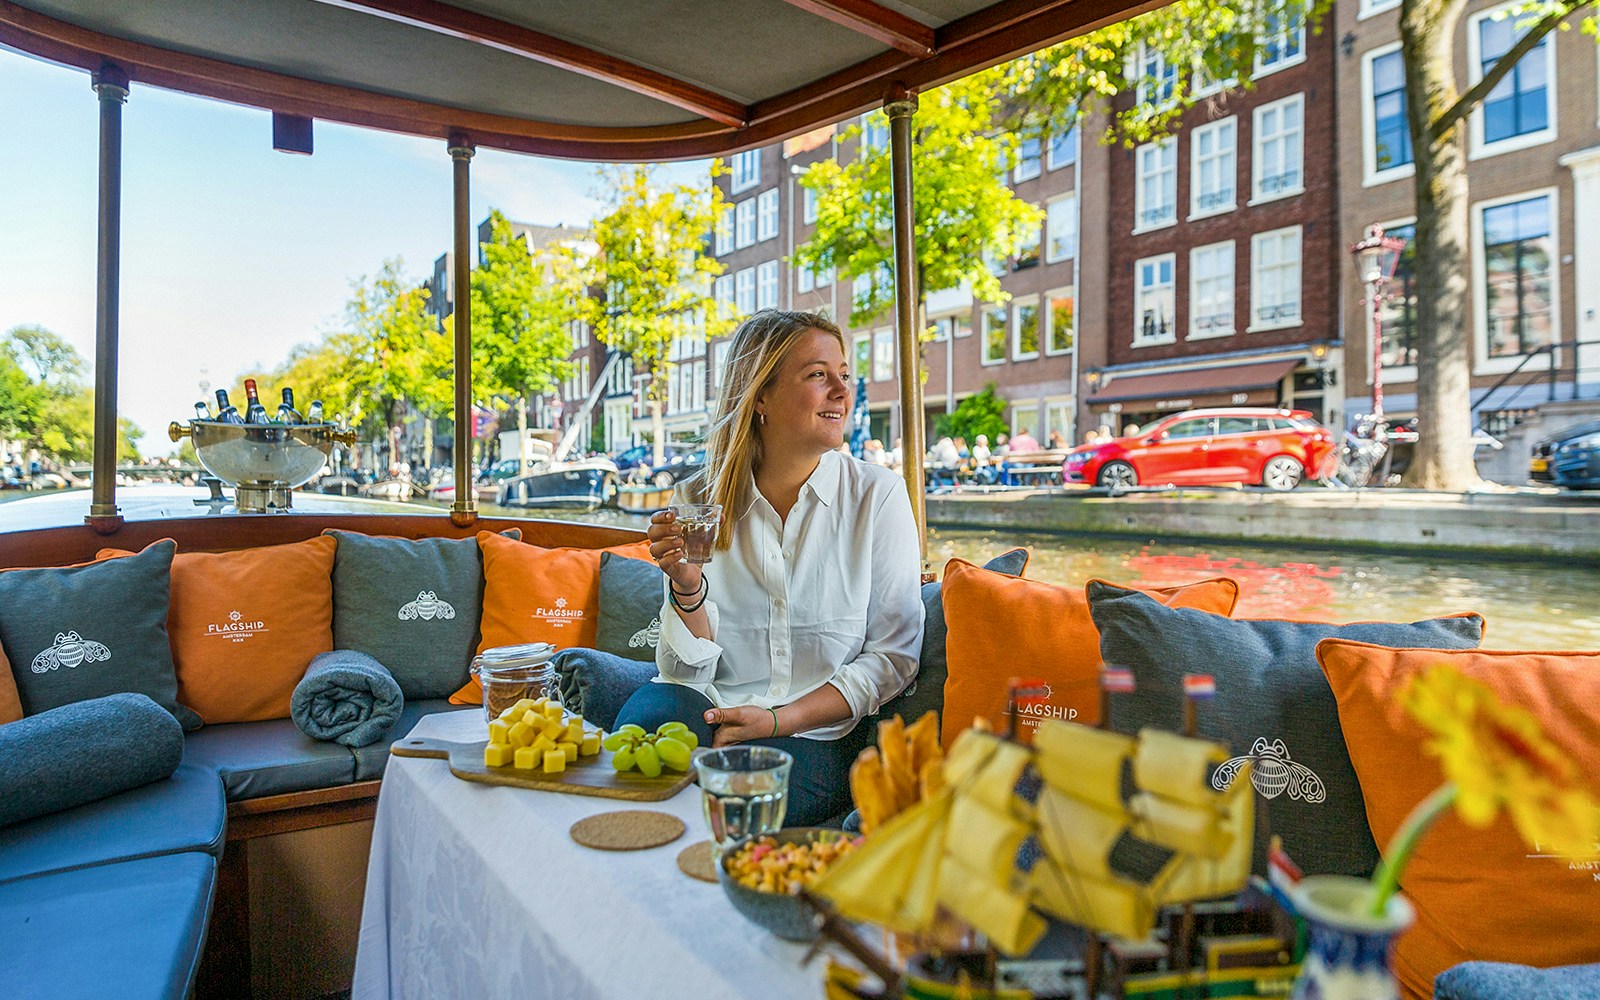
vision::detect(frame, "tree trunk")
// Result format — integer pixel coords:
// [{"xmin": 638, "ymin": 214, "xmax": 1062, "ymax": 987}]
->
[
  {"xmin": 1400, "ymin": 0, "xmax": 1482, "ymax": 491},
  {"xmin": 516, "ymin": 395, "xmax": 529, "ymax": 467},
  {"xmin": 422, "ymin": 415, "xmax": 434, "ymax": 472},
  {"xmin": 650, "ymin": 397, "xmax": 665, "ymax": 468}
]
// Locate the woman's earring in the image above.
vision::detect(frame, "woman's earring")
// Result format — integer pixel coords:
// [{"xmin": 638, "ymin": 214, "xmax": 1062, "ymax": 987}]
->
[{"xmin": 760, "ymin": 412, "xmax": 766, "ymax": 426}]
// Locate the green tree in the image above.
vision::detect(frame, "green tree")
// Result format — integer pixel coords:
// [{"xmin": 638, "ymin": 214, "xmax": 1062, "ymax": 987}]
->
[
  {"xmin": 339, "ymin": 259, "xmax": 439, "ymax": 462},
  {"xmin": 793, "ymin": 68, "xmax": 1043, "ymax": 335},
  {"xmin": 29, "ymin": 388, "xmax": 141, "ymax": 464},
  {"xmin": 935, "ymin": 383, "xmax": 1009, "ymax": 442},
  {"xmin": 4, "ymin": 324, "xmax": 86, "ymax": 391},
  {"xmin": 0, "ymin": 351, "xmax": 40, "ymax": 437},
  {"xmin": 587, "ymin": 166, "xmax": 731, "ymax": 464}
]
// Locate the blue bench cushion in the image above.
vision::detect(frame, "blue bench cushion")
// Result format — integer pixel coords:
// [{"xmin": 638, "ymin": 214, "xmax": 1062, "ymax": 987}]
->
[
  {"xmin": 1436, "ymin": 961, "xmax": 1600, "ymax": 1000},
  {"xmin": 183, "ymin": 716, "xmax": 356, "ymax": 800},
  {"xmin": 351, "ymin": 698, "xmax": 474, "ymax": 780},
  {"xmin": 0, "ymin": 852, "xmax": 215, "ymax": 1000},
  {"xmin": 0, "ymin": 763, "xmax": 224, "ymax": 884}
]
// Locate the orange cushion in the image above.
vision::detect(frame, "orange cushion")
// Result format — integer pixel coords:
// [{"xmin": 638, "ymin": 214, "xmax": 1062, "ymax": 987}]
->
[
  {"xmin": 0, "ymin": 642, "xmax": 21, "ymax": 725},
  {"xmin": 1316, "ymin": 639, "xmax": 1600, "ymax": 1000},
  {"xmin": 449, "ymin": 533, "xmax": 653, "ymax": 705},
  {"xmin": 101, "ymin": 536, "xmax": 337, "ymax": 724},
  {"xmin": 939, "ymin": 560, "xmax": 1239, "ymax": 746}
]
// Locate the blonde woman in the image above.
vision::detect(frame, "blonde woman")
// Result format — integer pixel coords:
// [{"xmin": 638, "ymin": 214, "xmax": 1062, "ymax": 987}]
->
[{"xmin": 618, "ymin": 309, "xmax": 924, "ymax": 825}]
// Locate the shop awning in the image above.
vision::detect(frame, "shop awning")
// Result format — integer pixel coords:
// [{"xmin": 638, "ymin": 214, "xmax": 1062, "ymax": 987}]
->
[{"xmin": 1087, "ymin": 358, "xmax": 1302, "ymax": 408}]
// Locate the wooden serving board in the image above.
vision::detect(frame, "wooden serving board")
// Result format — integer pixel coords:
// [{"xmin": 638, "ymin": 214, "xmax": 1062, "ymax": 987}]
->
[{"xmin": 390, "ymin": 736, "xmax": 695, "ymax": 802}]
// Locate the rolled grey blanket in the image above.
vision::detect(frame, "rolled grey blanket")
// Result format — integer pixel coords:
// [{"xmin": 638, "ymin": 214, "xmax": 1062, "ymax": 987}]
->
[{"xmin": 291, "ymin": 650, "xmax": 404, "ymax": 748}]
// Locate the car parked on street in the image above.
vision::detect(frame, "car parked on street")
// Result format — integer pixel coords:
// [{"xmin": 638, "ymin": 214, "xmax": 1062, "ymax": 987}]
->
[
  {"xmin": 611, "ymin": 443, "xmax": 689, "ymax": 478},
  {"xmin": 1529, "ymin": 419, "xmax": 1600, "ymax": 485},
  {"xmin": 1546, "ymin": 422, "xmax": 1600, "ymax": 489},
  {"xmin": 1062, "ymin": 408, "xmax": 1337, "ymax": 491},
  {"xmin": 652, "ymin": 448, "xmax": 705, "ymax": 487}
]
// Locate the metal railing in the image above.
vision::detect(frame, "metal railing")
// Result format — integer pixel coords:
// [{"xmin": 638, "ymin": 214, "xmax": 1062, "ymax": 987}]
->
[{"xmin": 1474, "ymin": 337, "xmax": 1600, "ymax": 433}]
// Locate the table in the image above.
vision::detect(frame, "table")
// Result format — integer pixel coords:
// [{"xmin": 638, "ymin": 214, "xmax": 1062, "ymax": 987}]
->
[{"xmin": 352, "ymin": 709, "xmax": 818, "ymax": 1000}]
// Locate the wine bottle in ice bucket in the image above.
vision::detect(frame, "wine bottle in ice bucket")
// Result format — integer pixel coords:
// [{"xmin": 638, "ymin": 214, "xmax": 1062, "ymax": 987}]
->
[{"xmin": 242, "ymin": 379, "xmax": 269, "ymax": 424}]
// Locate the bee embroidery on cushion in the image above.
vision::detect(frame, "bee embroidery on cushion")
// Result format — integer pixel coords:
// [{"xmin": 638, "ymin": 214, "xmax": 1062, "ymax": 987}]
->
[
  {"xmin": 31, "ymin": 631, "xmax": 111, "ymax": 673},
  {"xmin": 1212, "ymin": 737, "xmax": 1326, "ymax": 802},
  {"xmin": 398, "ymin": 590, "xmax": 456, "ymax": 621},
  {"xmin": 629, "ymin": 617, "xmax": 662, "ymax": 649}
]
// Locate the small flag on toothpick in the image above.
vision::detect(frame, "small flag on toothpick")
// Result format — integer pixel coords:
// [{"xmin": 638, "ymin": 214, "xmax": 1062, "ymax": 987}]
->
[
  {"xmin": 1102, "ymin": 667, "xmax": 1136, "ymax": 693},
  {"xmin": 1183, "ymin": 674, "xmax": 1217, "ymax": 700},
  {"xmin": 1265, "ymin": 835, "xmax": 1303, "ymax": 912}
]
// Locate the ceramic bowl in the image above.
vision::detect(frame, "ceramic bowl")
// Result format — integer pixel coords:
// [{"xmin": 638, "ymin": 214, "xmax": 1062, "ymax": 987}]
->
[{"xmin": 716, "ymin": 827, "xmax": 853, "ymax": 942}]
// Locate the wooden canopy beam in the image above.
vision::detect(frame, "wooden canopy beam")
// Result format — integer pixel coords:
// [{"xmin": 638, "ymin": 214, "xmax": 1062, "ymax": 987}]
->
[
  {"xmin": 312, "ymin": 0, "xmax": 749, "ymax": 126},
  {"xmin": 778, "ymin": 0, "xmax": 935, "ymax": 57}
]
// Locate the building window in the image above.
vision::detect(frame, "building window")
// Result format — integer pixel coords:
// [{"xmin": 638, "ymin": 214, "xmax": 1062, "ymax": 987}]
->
[
  {"xmin": 757, "ymin": 260, "xmax": 779, "ymax": 310},
  {"xmin": 852, "ymin": 263, "xmax": 891, "ymax": 316},
  {"xmin": 872, "ymin": 328, "xmax": 895, "ymax": 381},
  {"xmin": 1360, "ymin": 0, "xmax": 1400, "ymax": 15},
  {"xmin": 802, "ymin": 186, "xmax": 818, "ymax": 224},
  {"xmin": 1252, "ymin": 94, "xmax": 1304, "ymax": 202},
  {"xmin": 1479, "ymin": 193, "xmax": 1554, "ymax": 359},
  {"xmin": 797, "ymin": 262, "xmax": 815, "ymax": 294},
  {"xmin": 983, "ymin": 246, "xmax": 1007, "ymax": 278},
  {"xmin": 712, "ymin": 340, "xmax": 731, "ymax": 391},
  {"xmin": 731, "ymin": 149, "xmax": 760, "ymax": 193},
  {"xmin": 1189, "ymin": 241, "xmax": 1236, "ymax": 338},
  {"xmin": 1047, "ymin": 126, "xmax": 1078, "ymax": 170},
  {"xmin": 734, "ymin": 267, "xmax": 756, "ymax": 315},
  {"xmin": 982, "ymin": 305, "xmax": 1008, "ymax": 364},
  {"xmin": 757, "ymin": 189, "xmax": 779, "ymax": 241},
  {"xmin": 814, "ymin": 264, "xmax": 833, "ymax": 288},
  {"xmin": 1135, "ymin": 137, "xmax": 1177, "ymax": 230},
  {"xmin": 1473, "ymin": 7, "xmax": 1553, "ymax": 151},
  {"xmin": 1190, "ymin": 117, "xmax": 1237, "ymax": 218},
  {"xmin": 1013, "ymin": 297, "xmax": 1040, "ymax": 360},
  {"xmin": 1250, "ymin": 226, "xmax": 1302, "ymax": 329},
  {"xmin": 930, "ymin": 312, "xmax": 971, "ymax": 342},
  {"xmin": 1014, "ymin": 136, "xmax": 1043, "ymax": 181},
  {"xmin": 713, "ymin": 275, "xmax": 734, "ymax": 319},
  {"xmin": 1015, "ymin": 220, "xmax": 1042, "ymax": 269},
  {"xmin": 1366, "ymin": 46, "xmax": 1413, "ymax": 179},
  {"xmin": 1374, "ymin": 222, "xmax": 1419, "ymax": 371},
  {"xmin": 1046, "ymin": 194, "xmax": 1077, "ymax": 263},
  {"xmin": 861, "ymin": 112, "xmax": 890, "ymax": 153},
  {"xmin": 1256, "ymin": 6, "xmax": 1306, "ymax": 75},
  {"xmin": 1045, "ymin": 288, "xmax": 1074, "ymax": 355},
  {"xmin": 714, "ymin": 211, "xmax": 733, "ymax": 256},
  {"xmin": 852, "ymin": 334, "xmax": 872, "ymax": 381},
  {"xmin": 1134, "ymin": 254, "xmax": 1176, "ymax": 345},
  {"xmin": 1136, "ymin": 43, "xmax": 1176, "ymax": 106},
  {"xmin": 734, "ymin": 199, "xmax": 756, "ymax": 248}
]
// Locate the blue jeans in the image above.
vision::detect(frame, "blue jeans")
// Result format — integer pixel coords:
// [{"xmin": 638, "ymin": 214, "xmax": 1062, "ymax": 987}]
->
[{"xmin": 614, "ymin": 681, "xmax": 875, "ymax": 827}]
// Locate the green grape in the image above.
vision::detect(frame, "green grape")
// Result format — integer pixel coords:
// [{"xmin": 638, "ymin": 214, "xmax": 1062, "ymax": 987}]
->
[
  {"xmin": 633, "ymin": 741, "xmax": 662, "ymax": 778},
  {"xmin": 601, "ymin": 731, "xmax": 631, "ymax": 752},
  {"xmin": 677, "ymin": 730, "xmax": 699, "ymax": 750},
  {"xmin": 657, "ymin": 721, "xmax": 689, "ymax": 737},
  {"xmin": 617, "ymin": 724, "xmax": 646, "ymax": 738},
  {"xmin": 612, "ymin": 745, "xmax": 636, "ymax": 772},
  {"xmin": 655, "ymin": 736, "xmax": 691, "ymax": 771},
  {"xmin": 643, "ymin": 733, "xmax": 657, "ymax": 744}
]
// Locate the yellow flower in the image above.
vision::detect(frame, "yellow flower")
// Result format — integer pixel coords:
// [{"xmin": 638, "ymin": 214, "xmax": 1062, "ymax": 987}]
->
[{"xmin": 1401, "ymin": 665, "xmax": 1599, "ymax": 856}]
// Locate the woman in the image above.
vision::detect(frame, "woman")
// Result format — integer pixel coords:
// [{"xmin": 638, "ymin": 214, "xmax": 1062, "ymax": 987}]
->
[{"xmin": 616, "ymin": 309, "xmax": 924, "ymax": 826}]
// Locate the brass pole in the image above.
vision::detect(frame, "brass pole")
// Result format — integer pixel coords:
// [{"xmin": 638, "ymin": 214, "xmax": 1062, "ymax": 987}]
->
[
  {"xmin": 448, "ymin": 134, "xmax": 477, "ymax": 527},
  {"xmin": 885, "ymin": 87, "xmax": 925, "ymax": 560},
  {"xmin": 87, "ymin": 63, "xmax": 129, "ymax": 533}
]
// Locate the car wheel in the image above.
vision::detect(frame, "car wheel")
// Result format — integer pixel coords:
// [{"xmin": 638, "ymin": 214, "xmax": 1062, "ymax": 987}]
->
[
  {"xmin": 1097, "ymin": 461, "xmax": 1138, "ymax": 490},
  {"xmin": 1262, "ymin": 455, "xmax": 1304, "ymax": 491},
  {"xmin": 652, "ymin": 469, "xmax": 676, "ymax": 488}
]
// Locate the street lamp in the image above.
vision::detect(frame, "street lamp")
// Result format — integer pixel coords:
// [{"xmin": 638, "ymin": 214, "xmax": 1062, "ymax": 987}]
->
[{"xmin": 1348, "ymin": 225, "xmax": 1407, "ymax": 428}]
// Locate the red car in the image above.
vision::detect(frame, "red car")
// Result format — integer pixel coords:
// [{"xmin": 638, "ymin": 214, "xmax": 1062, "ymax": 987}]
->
[{"xmin": 1062, "ymin": 408, "xmax": 1337, "ymax": 491}]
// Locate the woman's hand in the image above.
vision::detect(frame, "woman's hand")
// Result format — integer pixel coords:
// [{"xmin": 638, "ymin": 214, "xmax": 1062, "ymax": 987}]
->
[
  {"xmin": 647, "ymin": 509, "xmax": 703, "ymax": 595},
  {"xmin": 704, "ymin": 706, "xmax": 778, "ymax": 747}
]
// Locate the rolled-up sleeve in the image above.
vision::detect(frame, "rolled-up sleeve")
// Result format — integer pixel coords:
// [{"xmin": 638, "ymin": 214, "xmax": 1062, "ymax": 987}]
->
[
  {"xmin": 826, "ymin": 483, "xmax": 924, "ymax": 719},
  {"xmin": 654, "ymin": 581, "xmax": 723, "ymax": 684}
]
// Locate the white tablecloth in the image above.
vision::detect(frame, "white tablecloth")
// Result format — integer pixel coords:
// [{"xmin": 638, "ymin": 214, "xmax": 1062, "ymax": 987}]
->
[{"xmin": 352, "ymin": 709, "xmax": 819, "ymax": 1000}]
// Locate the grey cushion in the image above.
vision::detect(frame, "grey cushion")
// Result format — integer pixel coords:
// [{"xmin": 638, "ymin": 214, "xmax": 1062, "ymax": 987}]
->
[
  {"xmin": 0, "ymin": 693, "xmax": 184, "ymax": 827},
  {"xmin": 290, "ymin": 649, "xmax": 404, "ymax": 747},
  {"xmin": 553, "ymin": 647, "xmax": 657, "ymax": 731},
  {"xmin": 326, "ymin": 530, "xmax": 487, "ymax": 699},
  {"xmin": 0, "ymin": 852, "xmax": 215, "ymax": 1000},
  {"xmin": 595, "ymin": 551, "xmax": 667, "ymax": 662},
  {"xmin": 878, "ymin": 548, "xmax": 1029, "ymax": 728},
  {"xmin": 182, "ymin": 716, "xmax": 356, "ymax": 800},
  {"xmin": 0, "ymin": 763, "xmax": 225, "ymax": 884},
  {"xmin": 0, "ymin": 540, "xmax": 200, "ymax": 729},
  {"xmin": 351, "ymin": 698, "xmax": 475, "ymax": 780},
  {"xmin": 1089, "ymin": 581, "xmax": 1485, "ymax": 878},
  {"xmin": 1435, "ymin": 961, "xmax": 1600, "ymax": 1000}
]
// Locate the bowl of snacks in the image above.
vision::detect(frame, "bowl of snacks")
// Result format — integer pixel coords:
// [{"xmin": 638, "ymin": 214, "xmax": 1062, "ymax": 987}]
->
[{"xmin": 716, "ymin": 827, "xmax": 862, "ymax": 942}]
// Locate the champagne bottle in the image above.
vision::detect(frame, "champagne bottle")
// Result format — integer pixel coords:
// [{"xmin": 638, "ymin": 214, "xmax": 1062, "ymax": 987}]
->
[
  {"xmin": 243, "ymin": 379, "xmax": 269, "ymax": 424},
  {"xmin": 307, "ymin": 400, "xmax": 325, "ymax": 424},
  {"xmin": 277, "ymin": 387, "xmax": 304, "ymax": 424},
  {"xmin": 215, "ymin": 389, "xmax": 244, "ymax": 425},
  {"xmin": 194, "ymin": 401, "xmax": 211, "ymax": 421}
]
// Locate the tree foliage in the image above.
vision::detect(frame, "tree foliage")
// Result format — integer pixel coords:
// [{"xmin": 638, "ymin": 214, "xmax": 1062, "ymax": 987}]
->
[
  {"xmin": 469, "ymin": 210, "xmax": 584, "ymax": 414},
  {"xmin": 339, "ymin": 258, "xmax": 443, "ymax": 440},
  {"xmin": 0, "ymin": 325, "xmax": 142, "ymax": 463},
  {"xmin": 935, "ymin": 383, "xmax": 1009, "ymax": 442}
]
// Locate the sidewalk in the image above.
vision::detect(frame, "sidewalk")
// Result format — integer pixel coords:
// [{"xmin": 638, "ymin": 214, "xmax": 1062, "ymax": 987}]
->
[{"xmin": 925, "ymin": 486, "xmax": 1600, "ymax": 561}]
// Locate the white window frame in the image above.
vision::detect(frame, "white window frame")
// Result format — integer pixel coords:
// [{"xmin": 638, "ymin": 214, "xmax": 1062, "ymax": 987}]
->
[
  {"xmin": 1362, "ymin": 42, "xmax": 1415, "ymax": 187},
  {"xmin": 1133, "ymin": 253, "xmax": 1177, "ymax": 347},
  {"xmin": 756, "ymin": 260, "xmax": 779, "ymax": 310},
  {"xmin": 872, "ymin": 327, "xmax": 895, "ymax": 382},
  {"xmin": 730, "ymin": 149, "xmax": 761, "ymax": 194},
  {"xmin": 1188, "ymin": 241, "xmax": 1236, "ymax": 340},
  {"xmin": 1467, "ymin": 4, "xmax": 1558, "ymax": 160},
  {"xmin": 1189, "ymin": 117, "xmax": 1237, "ymax": 220},
  {"xmin": 734, "ymin": 199, "xmax": 756, "ymax": 249},
  {"xmin": 1249, "ymin": 225, "xmax": 1303, "ymax": 332},
  {"xmin": 1044, "ymin": 286, "xmax": 1075, "ymax": 356},
  {"xmin": 1047, "ymin": 126, "xmax": 1079, "ymax": 170},
  {"xmin": 1046, "ymin": 193, "xmax": 1077, "ymax": 264},
  {"xmin": 1366, "ymin": 215, "xmax": 1419, "ymax": 385},
  {"xmin": 1135, "ymin": 43, "xmax": 1176, "ymax": 107},
  {"xmin": 1359, "ymin": 0, "xmax": 1400, "ymax": 19},
  {"xmin": 814, "ymin": 264, "xmax": 833, "ymax": 289},
  {"xmin": 1134, "ymin": 137, "xmax": 1178, "ymax": 233},
  {"xmin": 714, "ymin": 211, "xmax": 733, "ymax": 256},
  {"xmin": 1251, "ymin": 93, "xmax": 1305, "ymax": 205},
  {"xmin": 1254, "ymin": 8, "xmax": 1306, "ymax": 78},
  {"xmin": 1012, "ymin": 295, "xmax": 1041, "ymax": 361},
  {"xmin": 797, "ymin": 262, "xmax": 815, "ymax": 294},
  {"xmin": 981, "ymin": 305, "xmax": 1008, "ymax": 366},
  {"xmin": 734, "ymin": 267, "xmax": 756, "ymax": 315},
  {"xmin": 756, "ymin": 189, "xmax": 779, "ymax": 242},
  {"xmin": 1043, "ymin": 395, "xmax": 1076, "ymax": 446},
  {"xmin": 1014, "ymin": 136, "xmax": 1043, "ymax": 182},
  {"xmin": 1471, "ymin": 187, "xmax": 1560, "ymax": 375},
  {"xmin": 713, "ymin": 275, "xmax": 734, "ymax": 319},
  {"xmin": 852, "ymin": 333, "xmax": 872, "ymax": 382},
  {"xmin": 802, "ymin": 186, "xmax": 819, "ymax": 224}
]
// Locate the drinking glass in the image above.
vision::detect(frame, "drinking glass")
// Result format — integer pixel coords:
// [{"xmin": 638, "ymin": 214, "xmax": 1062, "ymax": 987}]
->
[
  {"xmin": 694, "ymin": 745, "xmax": 792, "ymax": 855},
  {"xmin": 669, "ymin": 503, "xmax": 723, "ymax": 565}
]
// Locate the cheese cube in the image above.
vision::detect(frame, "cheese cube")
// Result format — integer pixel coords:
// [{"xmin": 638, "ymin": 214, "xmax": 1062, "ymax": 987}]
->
[
  {"xmin": 487, "ymin": 720, "xmax": 513, "ymax": 745},
  {"xmin": 541, "ymin": 718, "xmax": 567, "ymax": 741},
  {"xmin": 484, "ymin": 744, "xmax": 514, "ymax": 767},
  {"xmin": 557, "ymin": 740, "xmax": 578, "ymax": 763},
  {"xmin": 580, "ymin": 733, "xmax": 601, "ymax": 757},
  {"xmin": 513, "ymin": 746, "xmax": 540, "ymax": 769},
  {"xmin": 542, "ymin": 749, "xmax": 567, "ymax": 773},
  {"xmin": 529, "ymin": 734, "xmax": 557, "ymax": 757},
  {"xmin": 564, "ymin": 720, "xmax": 584, "ymax": 744},
  {"xmin": 508, "ymin": 721, "xmax": 535, "ymax": 747},
  {"xmin": 543, "ymin": 702, "xmax": 565, "ymax": 720},
  {"xmin": 509, "ymin": 698, "xmax": 537, "ymax": 718}
]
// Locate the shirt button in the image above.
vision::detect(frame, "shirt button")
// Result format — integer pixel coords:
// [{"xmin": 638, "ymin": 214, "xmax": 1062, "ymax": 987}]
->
[
  {"xmin": 782, "ymin": 551, "xmax": 792, "ymax": 559},
  {"xmin": 776, "ymin": 648, "xmax": 788, "ymax": 657},
  {"xmin": 774, "ymin": 598, "xmax": 785, "ymax": 609}
]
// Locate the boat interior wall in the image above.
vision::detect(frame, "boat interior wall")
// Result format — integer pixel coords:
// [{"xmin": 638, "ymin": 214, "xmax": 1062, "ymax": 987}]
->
[{"xmin": 246, "ymin": 821, "xmax": 373, "ymax": 1000}]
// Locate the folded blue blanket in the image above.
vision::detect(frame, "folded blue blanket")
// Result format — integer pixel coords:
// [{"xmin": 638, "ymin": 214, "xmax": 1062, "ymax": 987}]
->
[{"xmin": 291, "ymin": 650, "xmax": 404, "ymax": 748}]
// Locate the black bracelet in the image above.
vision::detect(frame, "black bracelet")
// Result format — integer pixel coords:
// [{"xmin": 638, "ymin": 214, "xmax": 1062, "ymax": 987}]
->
[
  {"xmin": 670, "ymin": 577, "xmax": 710, "ymax": 614},
  {"xmin": 669, "ymin": 576, "xmax": 705, "ymax": 598}
]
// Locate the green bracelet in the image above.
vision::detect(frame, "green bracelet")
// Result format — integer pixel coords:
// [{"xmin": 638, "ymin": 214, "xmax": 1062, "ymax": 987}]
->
[{"xmin": 767, "ymin": 706, "xmax": 780, "ymax": 738}]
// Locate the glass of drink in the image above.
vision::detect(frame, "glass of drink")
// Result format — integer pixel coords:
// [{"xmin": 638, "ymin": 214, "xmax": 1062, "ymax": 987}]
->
[
  {"xmin": 694, "ymin": 746, "xmax": 792, "ymax": 855},
  {"xmin": 669, "ymin": 503, "xmax": 723, "ymax": 565}
]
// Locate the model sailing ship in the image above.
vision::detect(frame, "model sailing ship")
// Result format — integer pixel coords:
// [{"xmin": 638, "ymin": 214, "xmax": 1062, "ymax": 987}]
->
[{"xmin": 808, "ymin": 678, "xmax": 1303, "ymax": 1000}]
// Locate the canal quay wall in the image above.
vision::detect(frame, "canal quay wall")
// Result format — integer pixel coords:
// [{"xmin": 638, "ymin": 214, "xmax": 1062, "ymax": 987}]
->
[{"xmin": 925, "ymin": 488, "xmax": 1600, "ymax": 562}]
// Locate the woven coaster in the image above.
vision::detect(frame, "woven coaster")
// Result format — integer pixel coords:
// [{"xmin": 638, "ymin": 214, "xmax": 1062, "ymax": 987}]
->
[
  {"xmin": 676, "ymin": 840, "xmax": 718, "ymax": 882},
  {"xmin": 570, "ymin": 810, "xmax": 686, "ymax": 851}
]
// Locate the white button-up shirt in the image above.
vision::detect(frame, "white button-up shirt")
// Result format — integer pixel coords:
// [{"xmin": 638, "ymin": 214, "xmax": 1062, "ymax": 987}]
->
[{"xmin": 655, "ymin": 450, "xmax": 924, "ymax": 740}]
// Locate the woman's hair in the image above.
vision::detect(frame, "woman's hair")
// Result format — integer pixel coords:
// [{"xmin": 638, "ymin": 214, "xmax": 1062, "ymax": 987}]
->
[{"xmin": 688, "ymin": 308, "xmax": 844, "ymax": 550}]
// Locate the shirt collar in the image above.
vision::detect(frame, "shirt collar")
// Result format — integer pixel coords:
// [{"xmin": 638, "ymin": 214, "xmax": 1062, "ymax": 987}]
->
[{"xmin": 738, "ymin": 450, "xmax": 843, "ymax": 517}]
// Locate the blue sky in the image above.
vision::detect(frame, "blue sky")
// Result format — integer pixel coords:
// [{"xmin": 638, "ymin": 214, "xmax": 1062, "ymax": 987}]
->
[{"xmin": 0, "ymin": 47, "xmax": 705, "ymax": 455}]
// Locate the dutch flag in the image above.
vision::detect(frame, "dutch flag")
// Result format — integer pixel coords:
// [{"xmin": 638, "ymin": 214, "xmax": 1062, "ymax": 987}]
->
[
  {"xmin": 1183, "ymin": 674, "xmax": 1217, "ymax": 700},
  {"xmin": 1101, "ymin": 667, "xmax": 1135, "ymax": 693}
]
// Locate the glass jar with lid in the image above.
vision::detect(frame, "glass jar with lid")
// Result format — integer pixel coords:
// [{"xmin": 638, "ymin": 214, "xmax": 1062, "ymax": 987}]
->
[{"xmin": 471, "ymin": 642, "xmax": 557, "ymax": 723}]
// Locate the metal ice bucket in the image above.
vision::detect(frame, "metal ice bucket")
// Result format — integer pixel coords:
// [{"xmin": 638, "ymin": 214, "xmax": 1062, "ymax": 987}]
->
[{"xmin": 169, "ymin": 420, "xmax": 355, "ymax": 512}]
